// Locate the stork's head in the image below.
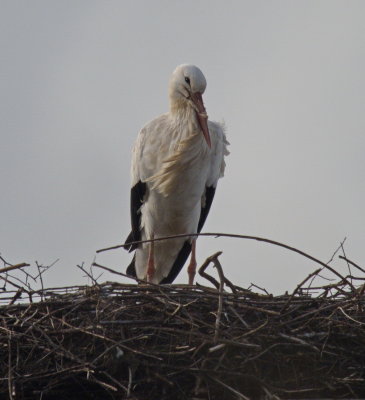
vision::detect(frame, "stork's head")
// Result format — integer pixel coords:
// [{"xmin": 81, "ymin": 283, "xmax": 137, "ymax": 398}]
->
[{"xmin": 169, "ymin": 64, "xmax": 211, "ymax": 147}]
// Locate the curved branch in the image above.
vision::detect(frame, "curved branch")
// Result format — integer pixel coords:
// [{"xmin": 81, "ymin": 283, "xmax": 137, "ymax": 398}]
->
[{"xmin": 96, "ymin": 232, "xmax": 354, "ymax": 291}]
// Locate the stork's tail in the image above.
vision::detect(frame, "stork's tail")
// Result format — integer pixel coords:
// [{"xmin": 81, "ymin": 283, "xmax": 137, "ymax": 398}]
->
[
  {"xmin": 160, "ymin": 241, "xmax": 192, "ymax": 284},
  {"xmin": 125, "ymin": 241, "xmax": 192, "ymax": 284},
  {"xmin": 126, "ymin": 254, "xmax": 137, "ymax": 277}
]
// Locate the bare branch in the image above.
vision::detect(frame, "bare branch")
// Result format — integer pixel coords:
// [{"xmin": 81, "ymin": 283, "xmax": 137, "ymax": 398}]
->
[
  {"xmin": 98, "ymin": 232, "xmax": 355, "ymax": 290},
  {"xmin": 0, "ymin": 263, "xmax": 30, "ymax": 274}
]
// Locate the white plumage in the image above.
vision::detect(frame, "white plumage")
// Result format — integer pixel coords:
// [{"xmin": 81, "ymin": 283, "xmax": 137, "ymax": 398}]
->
[{"xmin": 124, "ymin": 64, "xmax": 228, "ymax": 284}]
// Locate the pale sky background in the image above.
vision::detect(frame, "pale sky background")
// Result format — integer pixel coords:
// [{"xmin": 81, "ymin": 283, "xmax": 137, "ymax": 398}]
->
[{"xmin": 1, "ymin": 1, "xmax": 364, "ymax": 295}]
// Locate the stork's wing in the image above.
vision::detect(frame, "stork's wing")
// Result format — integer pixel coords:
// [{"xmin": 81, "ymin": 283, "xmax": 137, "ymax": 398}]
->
[
  {"xmin": 123, "ymin": 124, "xmax": 150, "ymax": 252},
  {"xmin": 197, "ymin": 186, "xmax": 216, "ymax": 233},
  {"xmin": 124, "ymin": 180, "xmax": 146, "ymax": 252}
]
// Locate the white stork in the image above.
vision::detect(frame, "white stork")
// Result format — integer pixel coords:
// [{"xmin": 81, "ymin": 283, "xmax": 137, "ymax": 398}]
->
[{"xmin": 124, "ymin": 64, "xmax": 228, "ymax": 284}]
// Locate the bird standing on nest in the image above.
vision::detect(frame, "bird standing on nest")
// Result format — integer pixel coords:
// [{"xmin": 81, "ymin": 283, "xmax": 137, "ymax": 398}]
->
[{"xmin": 124, "ymin": 64, "xmax": 229, "ymax": 284}]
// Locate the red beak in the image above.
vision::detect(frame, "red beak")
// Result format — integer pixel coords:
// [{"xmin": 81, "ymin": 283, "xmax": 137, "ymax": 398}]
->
[{"xmin": 191, "ymin": 92, "xmax": 211, "ymax": 148}]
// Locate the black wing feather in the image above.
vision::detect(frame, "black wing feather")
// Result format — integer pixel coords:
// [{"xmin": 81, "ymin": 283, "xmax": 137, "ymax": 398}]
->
[
  {"xmin": 197, "ymin": 186, "xmax": 216, "ymax": 233},
  {"xmin": 124, "ymin": 181, "xmax": 146, "ymax": 252}
]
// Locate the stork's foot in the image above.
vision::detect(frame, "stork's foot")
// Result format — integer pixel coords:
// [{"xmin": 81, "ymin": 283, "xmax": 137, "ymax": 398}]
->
[{"xmin": 187, "ymin": 239, "xmax": 197, "ymax": 285}]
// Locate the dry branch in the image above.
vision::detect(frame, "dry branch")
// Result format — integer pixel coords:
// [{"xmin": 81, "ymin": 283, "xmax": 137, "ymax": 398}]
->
[
  {"xmin": 0, "ymin": 263, "xmax": 30, "ymax": 274},
  {"xmin": 97, "ymin": 232, "xmax": 356, "ymax": 290}
]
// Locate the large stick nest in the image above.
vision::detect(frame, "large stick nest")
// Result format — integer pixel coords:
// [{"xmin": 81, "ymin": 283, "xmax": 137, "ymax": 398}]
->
[{"xmin": 1, "ymin": 252, "xmax": 365, "ymax": 399}]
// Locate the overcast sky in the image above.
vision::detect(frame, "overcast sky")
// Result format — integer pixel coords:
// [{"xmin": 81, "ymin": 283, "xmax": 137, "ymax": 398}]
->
[{"xmin": 1, "ymin": 1, "xmax": 364, "ymax": 294}]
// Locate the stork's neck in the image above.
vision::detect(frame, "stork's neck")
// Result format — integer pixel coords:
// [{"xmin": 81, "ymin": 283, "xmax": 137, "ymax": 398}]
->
[{"xmin": 169, "ymin": 98, "xmax": 199, "ymax": 131}]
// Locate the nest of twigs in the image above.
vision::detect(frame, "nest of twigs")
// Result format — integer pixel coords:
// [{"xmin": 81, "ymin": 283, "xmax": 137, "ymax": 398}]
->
[{"xmin": 1, "ymin": 248, "xmax": 365, "ymax": 399}]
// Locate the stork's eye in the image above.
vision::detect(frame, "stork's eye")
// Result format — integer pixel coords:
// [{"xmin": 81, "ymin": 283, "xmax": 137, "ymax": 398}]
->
[{"xmin": 185, "ymin": 76, "xmax": 190, "ymax": 85}]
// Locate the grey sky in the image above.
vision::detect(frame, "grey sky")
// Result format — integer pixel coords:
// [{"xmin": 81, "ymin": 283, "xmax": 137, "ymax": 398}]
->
[{"xmin": 1, "ymin": 1, "xmax": 364, "ymax": 294}]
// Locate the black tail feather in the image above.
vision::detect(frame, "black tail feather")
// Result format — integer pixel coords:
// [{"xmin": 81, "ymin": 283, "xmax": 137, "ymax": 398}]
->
[
  {"xmin": 124, "ymin": 231, "xmax": 138, "ymax": 252},
  {"xmin": 160, "ymin": 241, "xmax": 192, "ymax": 284},
  {"xmin": 126, "ymin": 254, "xmax": 137, "ymax": 277}
]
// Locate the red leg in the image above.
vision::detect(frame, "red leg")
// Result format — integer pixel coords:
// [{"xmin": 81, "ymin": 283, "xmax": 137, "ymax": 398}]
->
[
  {"xmin": 147, "ymin": 234, "xmax": 155, "ymax": 282},
  {"xmin": 187, "ymin": 239, "xmax": 197, "ymax": 285}
]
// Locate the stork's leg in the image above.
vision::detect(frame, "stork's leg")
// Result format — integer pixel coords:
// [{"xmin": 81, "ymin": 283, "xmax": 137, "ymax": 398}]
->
[
  {"xmin": 187, "ymin": 239, "xmax": 197, "ymax": 285},
  {"xmin": 146, "ymin": 234, "xmax": 155, "ymax": 283}
]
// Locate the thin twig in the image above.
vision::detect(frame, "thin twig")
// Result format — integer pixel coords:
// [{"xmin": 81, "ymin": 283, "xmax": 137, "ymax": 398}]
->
[
  {"xmin": 339, "ymin": 255, "xmax": 365, "ymax": 274},
  {"xmin": 210, "ymin": 376, "xmax": 250, "ymax": 400},
  {"xmin": 198, "ymin": 252, "xmax": 222, "ymax": 289},
  {"xmin": 338, "ymin": 307, "xmax": 365, "ymax": 326},
  {"xmin": 212, "ymin": 254, "xmax": 224, "ymax": 342},
  {"xmin": 326, "ymin": 238, "xmax": 346, "ymax": 264},
  {"xmin": 0, "ymin": 263, "xmax": 30, "ymax": 274},
  {"xmin": 97, "ymin": 232, "xmax": 355, "ymax": 290},
  {"xmin": 281, "ymin": 268, "xmax": 322, "ymax": 312}
]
